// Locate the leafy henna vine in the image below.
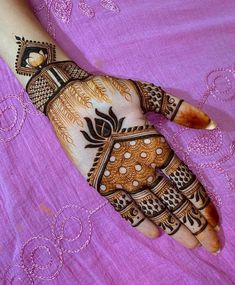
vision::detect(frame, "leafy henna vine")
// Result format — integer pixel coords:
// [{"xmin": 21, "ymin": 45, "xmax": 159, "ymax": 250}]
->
[{"xmin": 15, "ymin": 36, "xmax": 56, "ymax": 76}]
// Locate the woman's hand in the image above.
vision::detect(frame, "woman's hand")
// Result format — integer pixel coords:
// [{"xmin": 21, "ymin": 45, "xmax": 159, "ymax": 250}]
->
[
  {"xmin": 0, "ymin": 0, "xmax": 220, "ymax": 254},
  {"xmin": 25, "ymin": 58, "xmax": 220, "ymax": 253}
]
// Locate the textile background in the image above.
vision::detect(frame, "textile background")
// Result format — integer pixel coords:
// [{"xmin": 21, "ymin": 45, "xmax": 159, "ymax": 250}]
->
[{"xmin": 0, "ymin": 0, "xmax": 234, "ymax": 284}]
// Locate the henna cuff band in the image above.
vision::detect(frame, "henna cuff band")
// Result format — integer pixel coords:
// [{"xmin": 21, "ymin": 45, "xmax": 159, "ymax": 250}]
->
[
  {"xmin": 26, "ymin": 61, "xmax": 92, "ymax": 114},
  {"xmin": 133, "ymin": 80, "xmax": 184, "ymax": 120}
]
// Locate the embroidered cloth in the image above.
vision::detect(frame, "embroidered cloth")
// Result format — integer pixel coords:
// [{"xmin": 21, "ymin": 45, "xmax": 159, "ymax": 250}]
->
[{"xmin": 0, "ymin": 0, "xmax": 234, "ymax": 283}]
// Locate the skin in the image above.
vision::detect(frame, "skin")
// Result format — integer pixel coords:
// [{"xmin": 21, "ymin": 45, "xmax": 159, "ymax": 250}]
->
[{"xmin": 0, "ymin": 0, "xmax": 221, "ymax": 254}]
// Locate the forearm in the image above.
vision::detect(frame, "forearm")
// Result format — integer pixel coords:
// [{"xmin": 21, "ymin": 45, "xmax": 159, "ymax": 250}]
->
[{"xmin": 0, "ymin": 0, "xmax": 70, "ymax": 88}]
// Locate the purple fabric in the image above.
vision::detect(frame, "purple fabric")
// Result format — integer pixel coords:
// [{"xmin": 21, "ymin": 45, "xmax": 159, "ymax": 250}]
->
[{"xmin": 0, "ymin": 0, "xmax": 235, "ymax": 283}]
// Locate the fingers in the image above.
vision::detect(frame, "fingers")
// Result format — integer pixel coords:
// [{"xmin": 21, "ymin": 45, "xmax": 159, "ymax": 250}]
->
[
  {"xmin": 106, "ymin": 190, "xmax": 160, "ymax": 239},
  {"xmin": 160, "ymin": 153, "xmax": 220, "ymax": 228},
  {"xmin": 150, "ymin": 176, "xmax": 220, "ymax": 253},
  {"xmin": 134, "ymin": 80, "xmax": 216, "ymax": 129},
  {"xmin": 131, "ymin": 188, "xmax": 199, "ymax": 249}
]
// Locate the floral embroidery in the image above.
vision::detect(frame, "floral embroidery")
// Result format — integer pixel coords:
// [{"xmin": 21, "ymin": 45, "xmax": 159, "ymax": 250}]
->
[
  {"xmin": 33, "ymin": 0, "xmax": 120, "ymax": 40},
  {"xmin": 3, "ymin": 202, "xmax": 108, "ymax": 283},
  {"xmin": 78, "ymin": 0, "xmax": 120, "ymax": 18},
  {"xmin": 0, "ymin": 88, "xmax": 45, "ymax": 143},
  {"xmin": 51, "ymin": 0, "xmax": 73, "ymax": 23},
  {"xmin": 33, "ymin": 0, "xmax": 73, "ymax": 39},
  {"xmin": 207, "ymin": 66, "xmax": 235, "ymax": 102},
  {"xmin": 21, "ymin": 236, "xmax": 63, "ymax": 280},
  {"xmin": 0, "ymin": 94, "xmax": 26, "ymax": 143},
  {"xmin": 187, "ymin": 128, "xmax": 223, "ymax": 156}
]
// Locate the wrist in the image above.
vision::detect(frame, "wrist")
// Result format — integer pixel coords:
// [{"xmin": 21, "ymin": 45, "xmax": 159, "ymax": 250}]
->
[
  {"xmin": 26, "ymin": 60, "xmax": 92, "ymax": 114},
  {"xmin": 0, "ymin": 0, "xmax": 71, "ymax": 89}
]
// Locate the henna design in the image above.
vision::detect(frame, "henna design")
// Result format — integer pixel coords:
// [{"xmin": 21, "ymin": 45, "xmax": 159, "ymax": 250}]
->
[
  {"xmin": 134, "ymin": 80, "xmax": 183, "ymax": 120},
  {"xmin": 131, "ymin": 189, "xmax": 166, "ymax": 217},
  {"xmin": 15, "ymin": 36, "xmax": 93, "ymax": 114},
  {"xmin": 107, "ymin": 190, "xmax": 132, "ymax": 211},
  {"xmin": 26, "ymin": 61, "xmax": 92, "ymax": 113},
  {"xmin": 157, "ymin": 212, "xmax": 181, "ymax": 235},
  {"xmin": 131, "ymin": 189, "xmax": 181, "ymax": 235},
  {"xmin": 46, "ymin": 76, "xmax": 133, "ymax": 145},
  {"xmin": 106, "ymin": 190, "xmax": 145, "ymax": 227},
  {"xmin": 105, "ymin": 76, "xmax": 132, "ymax": 101},
  {"xmin": 151, "ymin": 177, "xmax": 186, "ymax": 211},
  {"xmin": 179, "ymin": 203, "xmax": 207, "ymax": 235},
  {"xmin": 81, "ymin": 107, "xmax": 125, "ymax": 148},
  {"xmin": 81, "ymin": 108, "xmax": 173, "ymax": 193},
  {"xmin": 150, "ymin": 176, "xmax": 208, "ymax": 235},
  {"xmin": 120, "ymin": 203, "xmax": 146, "ymax": 227},
  {"xmin": 81, "ymin": 108, "xmax": 187, "ymax": 235},
  {"xmin": 161, "ymin": 155, "xmax": 210, "ymax": 211},
  {"xmin": 15, "ymin": 36, "xmax": 56, "ymax": 76},
  {"xmin": 85, "ymin": 77, "xmax": 112, "ymax": 103},
  {"xmin": 169, "ymin": 161, "xmax": 196, "ymax": 190}
]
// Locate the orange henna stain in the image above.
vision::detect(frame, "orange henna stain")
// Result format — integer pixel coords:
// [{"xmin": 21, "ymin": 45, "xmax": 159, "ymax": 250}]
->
[
  {"xmin": 39, "ymin": 203, "xmax": 53, "ymax": 216},
  {"xmin": 174, "ymin": 102, "xmax": 211, "ymax": 129},
  {"xmin": 204, "ymin": 201, "xmax": 220, "ymax": 227},
  {"xmin": 196, "ymin": 224, "xmax": 221, "ymax": 253}
]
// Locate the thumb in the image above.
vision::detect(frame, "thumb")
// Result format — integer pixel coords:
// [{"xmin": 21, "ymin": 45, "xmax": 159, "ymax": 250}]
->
[
  {"xmin": 169, "ymin": 96, "xmax": 216, "ymax": 130},
  {"xmin": 133, "ymin": 80, "xmax": 216, "ymax": 130}
]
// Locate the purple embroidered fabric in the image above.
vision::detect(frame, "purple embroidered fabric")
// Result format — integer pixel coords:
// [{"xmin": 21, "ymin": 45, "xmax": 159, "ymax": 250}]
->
[{"xmin": 0, "ymin": 0, "xmax": 235, "ymax": 284}]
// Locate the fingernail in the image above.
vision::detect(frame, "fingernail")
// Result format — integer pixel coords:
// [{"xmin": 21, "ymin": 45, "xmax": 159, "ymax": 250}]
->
[
  {"xmin": 206, "ymin": 119, "xmax": 217, "ymax": 130},
  {"xmin": 214, "ymin": 225, "xmax": 220, "ymax": 232},
  {"xmin": 212, "ymin": 249, "xmax": 221, "ymax": 256}
]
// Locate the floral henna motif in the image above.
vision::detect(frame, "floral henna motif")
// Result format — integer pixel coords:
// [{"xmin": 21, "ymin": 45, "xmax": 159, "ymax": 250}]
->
[
  {"xmin": 15, "ymin": 36, "xmax": 56, "ymax": 76},
  {"xmin": 106, "ymin": 76, "xmax": 132, "ymax": 101},
  {"xmin": 81, "ymin": 107, "xmax": 210, "ymax": 235},
  {"xmin": 81, "ymin": 108, "xmax": 185, "ymax": 232},
  {"xmin": 81, "ymin": 107, "xmax": 173, "ymax": 193},
  {"xmin": 134, "ymin": 80, "xmax": 183, "ymax": 120},
  {"xmin": 15, "ymin": 36, "xmax": 94, "ymax": 114},
  {"xmin": 81, "ymin": 107, "xmax": 125, "ymax": 148}
]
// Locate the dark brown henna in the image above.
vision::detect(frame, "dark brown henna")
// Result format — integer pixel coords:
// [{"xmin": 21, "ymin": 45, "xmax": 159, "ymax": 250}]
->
[
  {"xmin": 81, "ymin": 108, "xmax": 173, "ymax": 193},
  {"xmin": 150, "ymin": 177, "xmax": 208, "ymax": 236},
  {"xmin": 15, "ymin": 36, "xmax": 56, "ymax": 76},
  {"xmin": 131, "ymin": 189, "xmax": 181, "ymax": 235},
  {"xmin": 106, "ymin": 190, "xmax": 146, "ymax": 227},
  {"xmin": 26, "ymin": 61, "xmax": 91, "ymax": 113},
  {"xmin": 133, "ymin": 80, "xmax": 183, "ymax": 120},
  {"xmin": 160, "ymin": 155, "xmax": 210, "ymax": 211}
]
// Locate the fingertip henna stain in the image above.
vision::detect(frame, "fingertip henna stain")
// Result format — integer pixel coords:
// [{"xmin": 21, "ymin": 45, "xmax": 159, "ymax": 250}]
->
[
  {"xmin": 211, "ymin": 239, "xmax": 221, "ymax": 255},
  {"xmin": 174, "ymin": 102, "xmax": 211, "ymax": 129},
  {"xmin": 203, "ymin": 201, "xmax": 220, "ymax": 227}
]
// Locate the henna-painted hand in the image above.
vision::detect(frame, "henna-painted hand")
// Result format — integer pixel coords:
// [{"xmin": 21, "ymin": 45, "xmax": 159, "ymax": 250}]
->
[{"xmin": 26, "ymin": 61, "xmax": 220, "ymax": 254}]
